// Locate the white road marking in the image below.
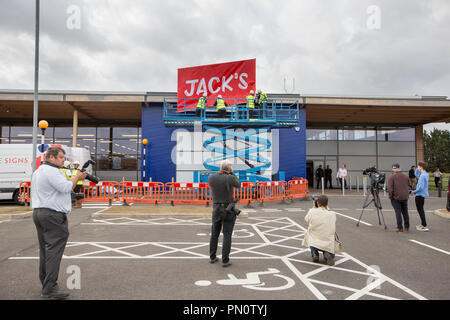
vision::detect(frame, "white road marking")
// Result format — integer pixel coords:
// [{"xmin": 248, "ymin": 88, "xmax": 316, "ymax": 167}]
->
[
  {"xmin": 261, "ymin": 209, "xmax": 282, "ymax": 212},
  {"xmin": 9, "ymin": 216, "xmax": 427, "ymax": 300},
  {"xmin": 334, "ymin": 212, "xmax": 372, "ymax": 226},
  {"xmin": 409, "ymin": 240, "xmax": 450, "ymax": 255}
]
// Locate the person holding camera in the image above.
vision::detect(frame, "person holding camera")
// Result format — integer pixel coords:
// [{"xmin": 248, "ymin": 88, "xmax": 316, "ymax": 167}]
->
[
  {"xmin": 387, "ymin": 163, "xmax": 411, "ymax": 232},
  {"xmin": 302, "ymin": 195, "xmax": 337, "ymax": 266},
  {"xmin": 31, "ymin": 146, "xmax": 87, "ymax": 299},
  {"xmin": 208, "ymin": 160, "xmax": 241, "ymax": 267}
]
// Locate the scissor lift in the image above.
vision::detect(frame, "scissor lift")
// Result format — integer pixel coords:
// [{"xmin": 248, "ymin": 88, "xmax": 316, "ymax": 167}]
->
[{"xmin": 163, "ymin": 97, "xmax": 301, "ymax": 182}]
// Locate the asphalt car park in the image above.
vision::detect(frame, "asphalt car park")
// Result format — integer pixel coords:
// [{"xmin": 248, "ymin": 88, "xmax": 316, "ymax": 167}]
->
[{"xmin": 0, "ymin": 193, "xmax": 449, "ymax": 300}]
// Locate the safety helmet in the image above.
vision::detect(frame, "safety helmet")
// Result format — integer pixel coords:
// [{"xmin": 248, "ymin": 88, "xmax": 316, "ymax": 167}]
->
[
  {"xmin": 218, "ymin": 95, "xmax": 222, "ymax": 98},
  {"xmin": 203, "ymin": 93, "xmax": 207, "ymax": 97},
  {"xmin": 64, "ymin": 160, "xmax": 70, "ymax": 168},
  {"xmin": 250, "ymin": 90, "xmax": 254, "ymax": 94},
  {"xmin": 73, "ymin": 160, "xmax": 80, "ymax": 165},
  {"xmin": 257, "ymin": 89, "xmax": 262, "ymax": 93}
]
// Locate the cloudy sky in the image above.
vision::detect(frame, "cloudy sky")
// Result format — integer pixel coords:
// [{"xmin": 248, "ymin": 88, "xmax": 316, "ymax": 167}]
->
[{"xmin": 0, "ymin": 0, "xmax": 449, "ymax": 130}]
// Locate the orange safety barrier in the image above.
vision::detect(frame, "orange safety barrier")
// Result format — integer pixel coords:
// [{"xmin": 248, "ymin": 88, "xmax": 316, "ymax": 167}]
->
[
  {"xmin": 165, "ymin": 182, "xmax": 211, "ymax": 206},
  {"xmin": 119, "ymin": 181, "xmax": 165, "ymax": 204},
  {"xmin": 18, "ymin": 181, "xmax": 31, "ymax": 205},
  {"xmin": 288, "ymin": 178, "xmax": 309, "ymax": 199},
  {"xmin": 257, "ymin": 181, "xmax": 288, "ymax": 204},
  {"xmin": 82, "ymin": 181, "xmax": 121, "ymax": 203},
  {"xmin": 234, "ymin": 182, "xmax": 257, "ymax": 206}
]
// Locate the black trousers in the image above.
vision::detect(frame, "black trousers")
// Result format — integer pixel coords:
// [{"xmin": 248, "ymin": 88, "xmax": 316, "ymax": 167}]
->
[
  {"xmin": 32, "ymin": 208, "xmax": 69, "ymax": 294},
  {"xmin": 209, "ymin": 204, "xmax": 237, "ymax": 263},
  {"xmin": 217, "ymin": 109, "xmax": 226, "ymax": 118},
  {"xmin": 324, "ymin": 176, "xmax": 333, "ymax": 189},
  {"xmin": 415, "ymin": 196, "xmax": 427, "ymax": 227},
  {"xmin": 391, "ymin": 199, "xmax": 409, "ymax": 229}
]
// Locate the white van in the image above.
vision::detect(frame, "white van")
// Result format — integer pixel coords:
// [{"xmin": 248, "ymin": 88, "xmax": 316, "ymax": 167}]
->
[{"xmin": 0, "ymin": 144, "xmax": 92, "ymax": 204}]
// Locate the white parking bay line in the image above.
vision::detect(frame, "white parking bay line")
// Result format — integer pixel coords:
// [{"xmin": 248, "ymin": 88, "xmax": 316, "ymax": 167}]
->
[
  {"xmin": 409, "ymin": 240, "xmax": 450, "ymax": 255},
  {"xmin": 334, "ymin": 212, "xmax": 372, "ymax": 226}
]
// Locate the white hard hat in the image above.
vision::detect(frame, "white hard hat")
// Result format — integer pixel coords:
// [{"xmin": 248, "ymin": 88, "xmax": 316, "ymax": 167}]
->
[
  {"xmin": 73, "ymin": 160, "xmax": 80, "ymax": 165},
  {"xmin": 257, "ymin": 89, "xmax": 262, "ymax": 93},
  {"xmin": 218, "ymin": 95, "xmax": 222, "ymax": 98},
  {"xmin": 250, "ymin": 90, "xmax": 254, "ymax": 94},
  {"xmin": 64, "ymin": 160, "xmax": 70, "ymax": 168},
  {"xmin": 203, "ymin": 93, "xmax": 207, "ymax": 97}
]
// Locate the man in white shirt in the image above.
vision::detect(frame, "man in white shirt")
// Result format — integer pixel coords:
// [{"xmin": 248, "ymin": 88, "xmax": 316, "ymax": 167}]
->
[
  {"xmin": 336, "ymin": 164, "xmax": 348, "ymax": 189},
  {"xmin": 31, "ymin": 146, "xmax": 86, "ymax": 299}
]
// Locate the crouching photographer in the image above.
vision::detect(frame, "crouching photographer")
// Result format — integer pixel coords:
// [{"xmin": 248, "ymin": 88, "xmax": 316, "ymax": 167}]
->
[
  {"xmin": 31, "ymin": 146, "xmax": 87, "ymax": 299},
  {"xmin": 208, "ymin": 160, "xmax": 241, "ymax": 267}
]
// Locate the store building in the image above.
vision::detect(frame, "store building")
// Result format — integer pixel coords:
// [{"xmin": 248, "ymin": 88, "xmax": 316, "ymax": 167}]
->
[{"xmin": 1, "ymin": 90, "xmax": 449, "ymax": 186}]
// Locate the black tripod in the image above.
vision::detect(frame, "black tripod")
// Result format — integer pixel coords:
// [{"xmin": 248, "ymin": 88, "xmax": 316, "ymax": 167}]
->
[{"xmin": 357, "ymin": 185, "xmax": 387, "ymax": 229}]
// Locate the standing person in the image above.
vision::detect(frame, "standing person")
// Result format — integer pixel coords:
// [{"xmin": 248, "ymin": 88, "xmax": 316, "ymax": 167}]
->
[
  {"xmin": 337, "ymin": 164, "xmax": 348, "ymax": 189},
  {"xmin": 413, "ymin": 161, "xmax": 430, "ymax": 232},
  {"xmin": 324, "ymin": 165, "xmax": 333, "ymax": 189},
  {"xmin": 208, "ymin": 160, "xmax": 241, "ymax": 267},
  {"xmin": 387, "ymin": 163, "xmax": 411, "ymax": 232},
  {"xmin": 315, "ymin": 165, "xmax": 324, "ymax": 189},
  {"xmin": 409, "ymin": 165, "xmax": 417, "ymax": 189},
  {"xmin": 60, "ymin": 160, "xmax": 72, "ymax": 181},
  {"xmin": 31, "ymin": 146, "xmax": 87, "ymax": 299},
  {"xmin": 302, "ymin": 195, "xmax": 338, "ymax": 266},
  {"xmin": 71, "ymin": 161, "xmax": 84, "ymax": 209},
  {"xmin": 214, "ymin": 95, "xmax": 227, "ymax": 118},
  {"xmin": 433, "ymin": 167, "xmax": 442, "ymax": 189},
  {"xmin": 195, "ymin": 93, "xmax": 207, "ymax": 118},
  {"xmin": 256, "ymin": 89, "xmax": 267, "ymax": 118},
  {"xmin": 246, "ymin": 90, "xmax": 255, "ymax": 119}
]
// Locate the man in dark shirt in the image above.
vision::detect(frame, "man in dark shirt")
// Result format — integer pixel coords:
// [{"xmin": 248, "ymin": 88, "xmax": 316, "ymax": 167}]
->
[
  {"xmin": 408, "ymin": 165, "xmax": 417, "ymax": 189},
  {"xmin": 324, "ymin": 165, "xmax": 333, "ymax": 189},
  {"xmin": 387, "ymin": 163, "xmax": 411, "ymax": 232},
  {"xmin": 315, "ymin": 165, "xmax": 324, "ymax": 189},
  {"xmin": 208, "ymin": 160, "xmax": 241, "ymax": 267}
]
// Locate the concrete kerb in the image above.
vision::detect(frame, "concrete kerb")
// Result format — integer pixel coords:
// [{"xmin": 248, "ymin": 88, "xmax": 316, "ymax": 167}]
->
[
  {"xmin": 0, "ymin": 211, "xmax": 32, "ymax": 221},
  {"xmin": 433, "ymin": 209, "xmax": 450, "ymax": 219}
]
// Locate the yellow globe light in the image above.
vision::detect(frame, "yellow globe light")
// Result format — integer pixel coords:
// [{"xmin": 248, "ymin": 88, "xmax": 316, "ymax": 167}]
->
[
  {"xmin": 38, "ymin": 120, "xmax": 49, "ymax": 129},
  {"xmin": 142, "ymin": 138, "xmax": 148, "ymax": 146}
]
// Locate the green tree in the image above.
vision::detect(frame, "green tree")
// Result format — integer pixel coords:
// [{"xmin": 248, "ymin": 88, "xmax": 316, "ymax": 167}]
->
[{"xmin": 423, "ymin": 128, "xmax": 450, "ymax": 172}]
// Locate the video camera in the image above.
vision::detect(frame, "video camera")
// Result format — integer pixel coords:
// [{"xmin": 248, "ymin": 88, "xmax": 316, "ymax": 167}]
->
[
  {"xmin": 226, "ymin": 198, "xmax": 241, "ymax": 216},
  {"xmin": 80, "ymin": 160, "xmax": 100, "ymax": 184},
  {"xmin": 72, "ymin": 160, "xmax": 100, "ymax": 201},
  {"xmin": 363, "ymin": 166, "xmax": 385, "ymax": 189}
]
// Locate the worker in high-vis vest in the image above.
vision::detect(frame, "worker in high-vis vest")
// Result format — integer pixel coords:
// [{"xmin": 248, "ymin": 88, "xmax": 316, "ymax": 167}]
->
[
  {"xmin": 246, "ymin": 90, "xmax": 255, "ymax": 119},
  {"xmin": 214, "ymin": 95, "xmax": 227, "ymax": 118},
  {"xmin": 71, "ymin": 160, "xmax": 84, "ymax": 208},
  {"xmin": 196, "ymin": 93, "xmax": 207, "ymax": 118},
  {"xmin": 60, "ymin": 160, "xmax": 72, "ymax": 181},
  {"xmin": 256, "ymin": 89, "xmax": 268, "ymax": 118}
]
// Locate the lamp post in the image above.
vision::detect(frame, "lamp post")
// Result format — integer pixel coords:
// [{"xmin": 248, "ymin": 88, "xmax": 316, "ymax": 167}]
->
[
  {"xmin": 38, "ymin": 120, "xmax": 48, "ymax": 163},
  {"xmin": 142, "ymin": 138, "xmax": 148, "ymax": 181}
]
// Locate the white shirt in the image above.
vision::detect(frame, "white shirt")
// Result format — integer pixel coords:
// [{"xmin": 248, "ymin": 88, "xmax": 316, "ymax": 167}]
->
[
  {"xmin": 31, "ymin": 164, "xmax": 73, "ymax": 214},
  {"xmin": 337, "ymin": 168, "xmax": 347, "ymax": 179}
]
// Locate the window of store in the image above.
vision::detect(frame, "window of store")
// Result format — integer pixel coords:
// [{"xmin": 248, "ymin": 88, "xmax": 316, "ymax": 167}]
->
[
  {"xmin": 338, "ymin": 129, "xmax": 376, "ymax": 141},
  {"xmin": 306, "ymin": 129, "xmax": 338, "ymax": 141},
  {"xmin": 377, "ymin": 128, "xmax": 415, "ymax": 141}
]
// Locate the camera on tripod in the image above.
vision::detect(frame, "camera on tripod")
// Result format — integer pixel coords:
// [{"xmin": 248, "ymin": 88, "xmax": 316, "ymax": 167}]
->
[
  {"xmin": 226, "ymin": 198, "xmax": 241, "ymax": 216},
  {"xmin": 363, "ymin": 166, "xmax": 385, "ymax": 189}
]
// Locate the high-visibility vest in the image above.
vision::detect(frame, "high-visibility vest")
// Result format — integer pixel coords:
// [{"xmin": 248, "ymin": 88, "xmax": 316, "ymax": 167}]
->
[
  {"xmin": 246, "ymin": 95, "xmax": 255, "ymax": 109},
  {"xmin": 197, "ymin": 96, "xmax": 206, "ymax": 109},
  {"xmin": 72, "ymin": 169, "xmax": 84, "ymax": 185},
  {"xmin": 216, "ymin": 98, "xmax": 226, "ymax": 110},
  {"xmin": 60, "ymin": 168, "xmax": 72, "ymax": 181},
  {"xmin": 259, "ymin": 92, "xmax": 267, "ymax": 103}
]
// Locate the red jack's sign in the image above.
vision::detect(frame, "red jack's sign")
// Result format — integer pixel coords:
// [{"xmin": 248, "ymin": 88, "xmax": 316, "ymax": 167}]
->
[{"xmin": 177, "ymin": 58, "xmax": 256, "ymax": 108}]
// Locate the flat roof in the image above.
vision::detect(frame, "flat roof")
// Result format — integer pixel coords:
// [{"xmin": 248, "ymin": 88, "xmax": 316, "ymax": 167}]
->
[{"xmin": 0, "ymin": 89, "xmax": 449, "ymax": 126}]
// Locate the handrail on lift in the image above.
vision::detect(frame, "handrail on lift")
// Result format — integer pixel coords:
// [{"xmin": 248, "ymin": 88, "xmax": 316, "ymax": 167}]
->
[{"xmin": 163, "ymin": 97, "xmax": 299, "ymax": 123}]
